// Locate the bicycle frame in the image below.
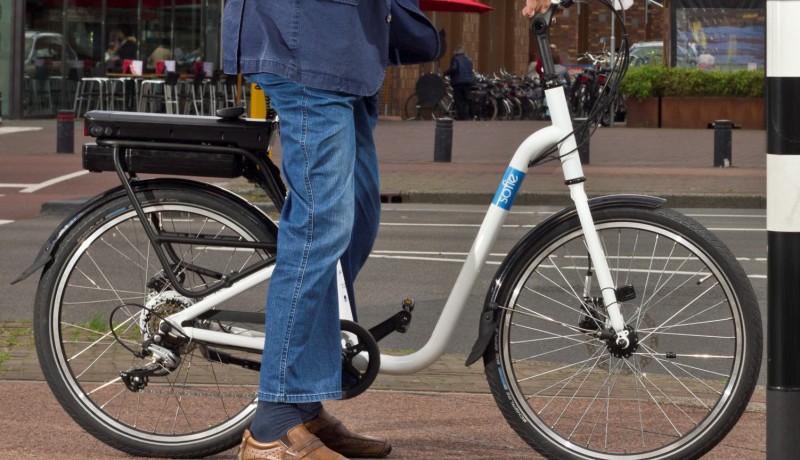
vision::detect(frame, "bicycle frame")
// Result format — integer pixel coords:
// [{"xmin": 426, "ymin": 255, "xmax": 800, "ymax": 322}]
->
[
  {"xmin": 162, "ymin": 90, "xmax": 624, "ymax": 378},
  {"xmin": 161, "ymin": 10, "xmax": 630, "ymax": 376}
]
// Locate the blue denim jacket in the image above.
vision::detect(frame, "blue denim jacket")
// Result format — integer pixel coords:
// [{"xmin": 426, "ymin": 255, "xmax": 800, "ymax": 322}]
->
[{"xmin": 223, "ymin": 0, "xmax": 437, "ymax": 96}]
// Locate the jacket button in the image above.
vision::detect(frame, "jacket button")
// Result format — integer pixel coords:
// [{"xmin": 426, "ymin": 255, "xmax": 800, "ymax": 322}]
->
[{"xmin": 386, "ymin": 14, "xmax": 391, "ymax": 23}]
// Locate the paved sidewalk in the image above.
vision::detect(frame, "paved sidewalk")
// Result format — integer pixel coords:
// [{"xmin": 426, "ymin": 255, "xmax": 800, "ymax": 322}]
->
[
  {"xmin": 0, "ymin": 322, "xmax": 766, "ymax": 459},
  {"xmin": 0, "ymin": 117, "xmax": 767, "ymax": 212}
]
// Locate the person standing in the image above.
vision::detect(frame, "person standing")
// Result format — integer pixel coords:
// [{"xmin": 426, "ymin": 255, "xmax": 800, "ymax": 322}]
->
[
  {"xmin": 147, "ymin": 39, "xmax": 172, "ymax": 69},
  {"xmin": 444, "ymin": 44, "xmax": 475, "ymax": 120},
  {"xmin": 116, "ymin": 27, "xmax": 137, "ymax": 61},
  {"xmin": 222, "ymin": 0, "xmax": 551, "ymax": 458},
  {"xmin": 222, "ymin": 1, "xmax": 440, "ymax": 459}
]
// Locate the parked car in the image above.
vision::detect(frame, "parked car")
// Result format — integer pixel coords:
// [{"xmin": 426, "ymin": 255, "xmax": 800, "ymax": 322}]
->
[
  {"xmin": 629, "ymin": 41, "xmax": 698, "ymax": 68},
  {"xmin": 24, "ymin": 31, "xmax": 78, "ymax": 77}
]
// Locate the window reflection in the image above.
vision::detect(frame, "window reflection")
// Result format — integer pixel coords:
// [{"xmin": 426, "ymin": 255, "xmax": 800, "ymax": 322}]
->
[{"xmin": 22, "ymin": 0, "xmax": 221, "ymax": 117}]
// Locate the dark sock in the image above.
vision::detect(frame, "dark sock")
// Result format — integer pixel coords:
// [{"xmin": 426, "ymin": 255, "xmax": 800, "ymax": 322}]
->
[
  {"xmin": 296, "ymin": 402, "xmax": 322, "ymax": 423},
  {"xmin": 249, "ymin": 401, "xmax": 304, "ymax": 442}
]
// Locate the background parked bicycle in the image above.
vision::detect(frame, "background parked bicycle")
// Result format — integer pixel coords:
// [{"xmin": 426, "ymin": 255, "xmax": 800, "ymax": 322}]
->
[
  {"xmin": 403, "ymin": 71, "xmax": 546, "ymax": 122},
  {"xmin": 402, "ymin": 73, "xmax": 453, "ymax": 121},
  {"xmin": 570, "ymin": 47, "xmax": 626, "ymax": 125}
]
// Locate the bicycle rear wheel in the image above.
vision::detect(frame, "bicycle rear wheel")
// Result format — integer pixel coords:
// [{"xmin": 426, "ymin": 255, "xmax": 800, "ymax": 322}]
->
[
  {"xmin": 34, "ymin": 182, "xmax": 276, "ymax": 458},
  {"xmin": 403, "ymin": 93, "xmax": 434, "ymax": 121},
  {"xmin": 484, "ymin": 206, "xmax": 761, "ymax": 460}
]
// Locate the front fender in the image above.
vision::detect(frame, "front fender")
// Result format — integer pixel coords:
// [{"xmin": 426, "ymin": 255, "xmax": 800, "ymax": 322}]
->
[
  {"xmin": 11, "ymin": 178, "xmax": 269, "ymax": 284},
  {"xmin": 464, "ymin": 194, "xmax": 666, "ymax": 366}
]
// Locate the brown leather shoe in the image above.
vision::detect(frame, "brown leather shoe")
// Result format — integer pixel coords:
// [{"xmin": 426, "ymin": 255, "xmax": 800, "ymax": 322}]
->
[
  {"xmin": 238, "ymin": 425, "xmax": 348, "ymax": 460},
  {"xmin": 304, "ymin": 409, "xmax": 391, "ymax": 458}
]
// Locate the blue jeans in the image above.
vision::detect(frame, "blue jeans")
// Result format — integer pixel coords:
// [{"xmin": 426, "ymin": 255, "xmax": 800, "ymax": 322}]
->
[{"xmin": 248, "ymin": 73, "xmax": 381, "ymax": 403}]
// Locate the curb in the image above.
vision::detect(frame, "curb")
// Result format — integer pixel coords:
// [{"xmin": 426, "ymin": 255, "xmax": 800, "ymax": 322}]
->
[
  {"xmin": 39, "ymin": 191, "xmax": 766, "ymax": 217},
  {"xmin": 396, "ymin": 191, "xmax": 766, "ymax": 209}
]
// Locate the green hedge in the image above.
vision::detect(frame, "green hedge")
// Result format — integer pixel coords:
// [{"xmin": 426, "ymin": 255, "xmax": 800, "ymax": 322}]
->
[{"xmin": 619, "ymin": 65, "xmax": 765, "ymax": 99}]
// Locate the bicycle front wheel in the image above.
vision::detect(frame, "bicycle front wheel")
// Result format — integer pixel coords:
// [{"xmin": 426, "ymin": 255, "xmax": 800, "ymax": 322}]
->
[
  {"xmin": 484, "ymin": 206, "xmax": 761, "ymax": 460},
  {"xmin": 34, "ymin": 182, "xmax": 277, "ymax": 458}
]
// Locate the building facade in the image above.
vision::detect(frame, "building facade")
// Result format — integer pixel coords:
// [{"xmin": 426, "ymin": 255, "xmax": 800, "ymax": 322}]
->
[
  {"xmin": 0, "ymin": 0, "xmax": 666, "ymax": 119},
  {"xmin": 0, "ymin": 0, "xmax": 222, "ymax": 119}
]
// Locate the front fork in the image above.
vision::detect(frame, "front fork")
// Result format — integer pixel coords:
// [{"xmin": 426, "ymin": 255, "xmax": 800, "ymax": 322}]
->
[
  {"xmin": 530, "ymin": 4, "xmax": 630, "ymax": 345},
  {"xmin": 569, "ymin": 173, "xmax": 630, "ymax": 347},
  {"xmin": 547, "ymin": 85, "xmax": 630, "ymax": 347}
]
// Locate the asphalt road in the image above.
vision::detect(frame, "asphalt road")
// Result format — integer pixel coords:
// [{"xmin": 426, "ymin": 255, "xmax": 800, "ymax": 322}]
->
[{"xmin": 3, "ymin": 203, "xmax": 768, "ymax": 379}]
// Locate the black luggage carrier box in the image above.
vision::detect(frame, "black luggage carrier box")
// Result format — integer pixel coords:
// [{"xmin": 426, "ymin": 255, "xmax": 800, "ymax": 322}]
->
[
  {"xmin": 83, "ymin": 143, "xmax": 245, "ymax": 178},
  {"xmin": 81, "ymin": 110, "xmax": 277, "ymax": 178},
  {"xmin": 83, "ymin": 110, "xmax": 275, "ymax": 150}
]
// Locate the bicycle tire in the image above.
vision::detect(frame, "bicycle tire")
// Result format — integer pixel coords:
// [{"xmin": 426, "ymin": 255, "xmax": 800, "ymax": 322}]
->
[
  {"xmin": 484, "ymin": 206, "xmax": 761, "ymax": 460},
  {"xmin": 497, "ymin": 98, "xmax": 512, "ymax": 121},
  {"xmin": 473, "ymin": 94, "xmax": 497, "ymax": 121},
  {"xmin": 575, "ymin": 85, "xmax": 590, "ymax": 118},
  {"xmin": 34, "ymin": 181, "xmax": 277, "ymax": 458},
  {"xmin": 508, "ymin": 96, "xmax": 523, "ymax": 121},
  {"xmin": 403, "ymin": 93, "xmax": 434, "ymax": 121},
  {"xmin": 403, "ymin": 93, "xmax": 420, "ymax": 120},
  {"xmin": 433, "ymin": 93, "xmax": 454, "ymax": 120},
  {"xmin": 519, "ymin": 96, "xmax": 535, "ymax": 120}
]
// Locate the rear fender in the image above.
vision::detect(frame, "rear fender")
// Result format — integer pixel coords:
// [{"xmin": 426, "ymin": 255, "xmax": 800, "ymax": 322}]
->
[{"xmin": 11, "ymin": 179, "xmax": 270, "ymax": 284}]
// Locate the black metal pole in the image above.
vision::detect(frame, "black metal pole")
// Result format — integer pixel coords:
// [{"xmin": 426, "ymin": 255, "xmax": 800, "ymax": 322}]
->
[
  {"xmin": 56, "ymin": 110, "xmax": 75, "ymax": 154},
  {"xmin": 433, "ymin": 117, "xmax": 453, "ymax": 163},
  {"xmin": 767, "ymin": 2, "xmax": 800, "ymax": 458},
  {"xmin": 713, "ymin": 119, "xmax": 732, "ymax": 167}
]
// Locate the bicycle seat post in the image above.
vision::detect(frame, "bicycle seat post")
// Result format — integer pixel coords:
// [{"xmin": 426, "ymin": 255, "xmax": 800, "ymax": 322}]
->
[{"xmin": 531, "ymin": 7, "xmax": 558, "ymax": 89}]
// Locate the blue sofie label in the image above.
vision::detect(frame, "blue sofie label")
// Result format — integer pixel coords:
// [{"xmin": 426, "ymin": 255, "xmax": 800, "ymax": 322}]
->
[{"xmin": 492, "ymin": 166, "xmax": 526, "ymax": 211}]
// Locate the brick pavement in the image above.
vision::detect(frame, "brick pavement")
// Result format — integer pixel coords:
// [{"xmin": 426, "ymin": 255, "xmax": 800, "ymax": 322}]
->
[{"xmin": 0, "ymin": 320, "xmax": 766, "ymax": 458}]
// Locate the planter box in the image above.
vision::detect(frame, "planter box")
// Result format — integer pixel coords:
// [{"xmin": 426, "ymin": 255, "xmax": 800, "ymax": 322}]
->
[
  {"xmin": 624, "ymin": 97, "xmax": 660, "ymax": 128},
  {"xmin": 660, "ymin": 97, "xmax": 765, "ymax": 129}
]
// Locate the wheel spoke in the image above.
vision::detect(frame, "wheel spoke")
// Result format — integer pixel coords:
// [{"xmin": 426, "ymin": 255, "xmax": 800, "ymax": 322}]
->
[
  {"xmin": 492, "ymin": 211, "xmax": 758, "ymax": 458},
  {"xmin": 38, "ymin": 193, "xmax": 275, "ymax": 455}
]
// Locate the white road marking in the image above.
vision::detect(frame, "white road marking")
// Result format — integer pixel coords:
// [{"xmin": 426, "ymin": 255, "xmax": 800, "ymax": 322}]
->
[
  {"xmin": 381, "ymin": 222, "xmax": 764, "ymax": 232},
  {"xmin": 0, "ymin": 127, "xmax": 43, "ymax": 135},
  {"xmin": 19, "ymin": 170, "xmax": 90, "ymax": 193},
  {"xmin": 367, "ymin": 250, "xmax": 766, "ymax": 279},
  {"xmin": 381, "ymin": 222, "xmax": 537, "ymax": 228},
  {"xmin": 706, "ymin": 227, "xmax": 765, "ymax": 232},
  {"xmin": 0, "ymin": 184, "xmax": 36, "ymax": 188},
  {"xmin": 0, "ymin": 220, "xmax": 13, "ymax": 226}
]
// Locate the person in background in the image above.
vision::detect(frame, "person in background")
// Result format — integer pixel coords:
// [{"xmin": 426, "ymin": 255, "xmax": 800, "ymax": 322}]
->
[
  {"xmin": 697, "ymin": 52, "xmax": 715, "ymax": 71},
  {"xmin": 147, "ymin": 38, "xmax": 172, "ymax": 69},
  {"xmin": 104, "ymin": 41, "xmax": 119, "ymax": 69},
  {"xmin": 444, "ymin": 44, "xmax": 475, "ymax": 120},
  {"xmin": 528, "ymin": 53, "xmax": 539, "ymax": 78},
  {"xmin": 116, "ymin": 27, "xmax": 137, "ymax": 61},
  {"xmin": 534, "ymin": 43, "xmax": 558, "ymax": 79}
]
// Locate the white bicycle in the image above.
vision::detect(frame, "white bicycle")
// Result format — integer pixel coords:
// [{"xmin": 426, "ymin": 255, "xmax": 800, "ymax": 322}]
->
[{"xmin": 17, "ymin": 2, "xmax": 761, "ymax": 459}]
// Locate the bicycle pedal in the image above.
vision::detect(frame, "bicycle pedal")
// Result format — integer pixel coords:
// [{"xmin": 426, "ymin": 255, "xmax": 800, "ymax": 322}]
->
[{"xmin": 368, "ymin": 298, "xmax": 415, "ymax": 342}]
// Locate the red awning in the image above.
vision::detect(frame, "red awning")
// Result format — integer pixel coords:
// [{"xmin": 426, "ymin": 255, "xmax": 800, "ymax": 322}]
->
[{"xmin": 419, "ymin": 0, "xmax": 494, "ymax": 13}]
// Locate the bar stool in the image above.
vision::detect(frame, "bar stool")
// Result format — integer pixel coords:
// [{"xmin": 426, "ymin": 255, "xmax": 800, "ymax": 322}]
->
[
  {"xmin": 74, "ymin": 67, "xmax": 109, "ymax": 117},
  {"xmin": 30, "ymin": 67, "xmax": 54, "ymax": 114},
  {"xmin": 108, "ymin": 77, "xmax": 135, "ymax": 111},
  {"xmin": 202, "ymin": 70, "xmax": 222, "ymax": 115},
  {"xmin": 162, "ymin": 72, "xmax": 180, "ymax": 114},
  {"xmin": 138, "ymin": 77, "xmax": 165, "ymax": 112},
  {"xmin": 221, "ymin": 73, "xmax": 245, "ymax": 110},
  {"xmin": 183, "ymin": 72, "xmax": 206, "ymax": 115},
  {"xmin": 138, "ymin": 72, "xmax": 180, "ymax": 113}
]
